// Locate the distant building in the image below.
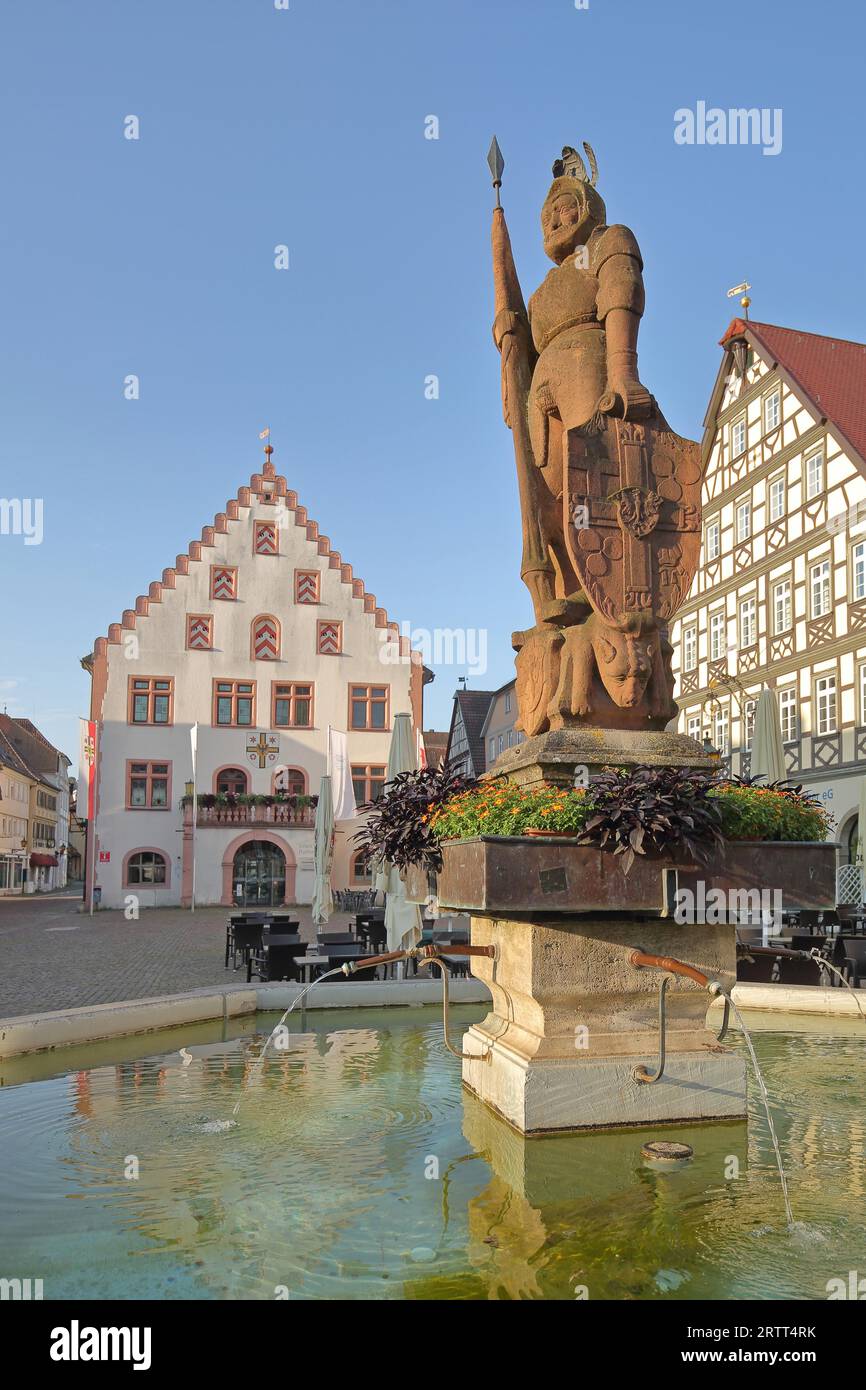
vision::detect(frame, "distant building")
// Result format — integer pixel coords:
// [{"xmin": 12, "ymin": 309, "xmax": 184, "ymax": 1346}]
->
[
  {"xmin": 2, "ymin": 717, "xmax": 72, "ymax": 889},
  {"xmin": 0, "ymin": 729, "xmax": 32, "ymax": 894},
  {"xmin": 0, "ymin": 717, "xmax": 72, "ymax": 892},
  {"xmin": 444, "ymin": 679, "xmax": 521, "ymax": 778},
  {"xmin": 422, "ymin": 730, "xmax": 449, "ymax": 771},
  {"xmin": 480, "ymin": 679, "xmax": 520, "ymax": 770},
  {"xmin": 444, "ymin": 688, "xmax": 495, "ymax": 779},
  {"xmin": 672, "ymin": 318, "xmax": 866, "ymax": 860}
]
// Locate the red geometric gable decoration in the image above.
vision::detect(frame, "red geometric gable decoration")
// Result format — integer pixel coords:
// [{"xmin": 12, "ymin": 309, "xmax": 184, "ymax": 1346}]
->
[
  {"xmin": 254, "ymin": 521, "xmax": 278, "ymax": 555},
  {"xmin": 211, "ymin": 566, "xmax": 237, "ymax": 601},
  {"xmin": 296, "ymin": 570, "xmax": 320, "ymax": 604},
  {"xmin": 187, "ymin": 615, "xmax": 213, "ymax": 650},
  {"xmin": 317, "ymin": 620, "xmax": 342, "ymax": 655},
  {"xmin": 253, "ymin": 615, "xmax": 279, "ymax": 660}
]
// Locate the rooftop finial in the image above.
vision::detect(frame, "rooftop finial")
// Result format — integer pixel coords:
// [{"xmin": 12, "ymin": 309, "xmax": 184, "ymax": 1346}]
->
[{"xmin": 259, "ymin": 426, "xmax": 275, "ymax": 476}]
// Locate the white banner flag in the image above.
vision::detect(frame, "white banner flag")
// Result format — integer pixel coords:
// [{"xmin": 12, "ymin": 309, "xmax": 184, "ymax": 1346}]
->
[{"xmin": 327, "ymin": 727, "xmax": 357, "ymax": 820}]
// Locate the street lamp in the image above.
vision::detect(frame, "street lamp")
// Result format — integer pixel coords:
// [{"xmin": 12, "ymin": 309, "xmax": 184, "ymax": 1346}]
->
[{"xmin": 702, "ymin": 734, "xmax": 719, "ymax": 759}]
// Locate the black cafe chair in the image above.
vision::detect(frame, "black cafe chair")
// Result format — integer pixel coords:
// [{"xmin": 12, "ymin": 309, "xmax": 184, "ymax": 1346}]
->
[
  {"xmin": 227, "ymin": 920, "xmax": 266, "ymax": 971},
  {"xmin": 248, "ymin": 932, "xmax": 303, "ymax": 983},
  {"xmin": 842, "ymin": 938, "xmax": 866, "ymax": 989},
  {"xmin": 225, "ymin": 913, "xmax": 269, "ymax": 968}
]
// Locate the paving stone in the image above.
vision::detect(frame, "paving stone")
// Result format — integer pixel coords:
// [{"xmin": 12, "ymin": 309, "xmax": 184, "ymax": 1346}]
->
[{"xmin": 0, "ymin": 892, "xmax": 333, "ymax": 1018}]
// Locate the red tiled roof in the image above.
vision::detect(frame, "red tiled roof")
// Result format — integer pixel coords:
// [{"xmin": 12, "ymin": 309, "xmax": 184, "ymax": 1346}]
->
[
  {"xmin": 0, "ymin": 728, "xmax": 39, "ymax": 782},
  {"xmin": 721, "ymin": 318, "xmax": 866, "ymax": 467}
]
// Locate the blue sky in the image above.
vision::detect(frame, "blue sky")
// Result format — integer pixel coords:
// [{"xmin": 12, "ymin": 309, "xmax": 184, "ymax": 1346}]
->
[{"xmin": 1, "ymin": 0, "xmax": 864, "ymax": 770}]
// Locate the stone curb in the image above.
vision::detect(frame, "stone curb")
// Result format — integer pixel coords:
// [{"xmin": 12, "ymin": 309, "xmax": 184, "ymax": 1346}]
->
[{"xmin": 0, "ymin": 979, "xmax": 491, "ymax": 1057}]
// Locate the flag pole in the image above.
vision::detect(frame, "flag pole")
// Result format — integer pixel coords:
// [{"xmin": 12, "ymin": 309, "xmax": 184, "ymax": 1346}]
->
[
  {"xmin": 88, "ymin": 721, "xmax": 99, "ymax": 917},
  {"xmin": 190, "ymin": 723, "xmax": 198, "ymax": 913}
]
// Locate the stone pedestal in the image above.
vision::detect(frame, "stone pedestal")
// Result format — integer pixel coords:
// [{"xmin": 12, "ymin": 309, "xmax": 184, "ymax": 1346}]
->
[
  {"xmin": 488, "ymin": 725, "xmax": 716, "ymax": 789},
  {"xmin": 461, "ymin": 913, "xmax": 747, "ymax": 1134}
]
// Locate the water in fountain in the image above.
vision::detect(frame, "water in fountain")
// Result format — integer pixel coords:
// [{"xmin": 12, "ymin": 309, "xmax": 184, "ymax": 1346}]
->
[
  {"xmin": 722, "ymin": 990, "xmax": 794, "ymax": 1228},
  {"xmin": 232, "ymin": 966, "xmax": 348, "ymax": 1117}
]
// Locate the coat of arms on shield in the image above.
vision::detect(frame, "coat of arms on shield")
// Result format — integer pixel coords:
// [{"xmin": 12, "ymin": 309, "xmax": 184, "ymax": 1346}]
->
[
  {"xmin": 246, "ymin": 732, "xmax": 280, "ymax": 769},
  {"xmin": 564, "ymin": 416, "xmax": 702, "ymax": 627}
]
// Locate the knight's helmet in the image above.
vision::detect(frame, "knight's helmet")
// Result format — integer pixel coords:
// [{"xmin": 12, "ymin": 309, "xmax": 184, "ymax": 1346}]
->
[{"xmin": 543, "ymin": 142, "xmax": 607, "ymax": 239}]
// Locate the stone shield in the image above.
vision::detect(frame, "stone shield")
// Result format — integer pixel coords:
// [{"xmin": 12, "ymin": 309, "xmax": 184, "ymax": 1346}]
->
[{"xmin": 563, "ymin": 416, "xmax": 703, "ymax": 628}]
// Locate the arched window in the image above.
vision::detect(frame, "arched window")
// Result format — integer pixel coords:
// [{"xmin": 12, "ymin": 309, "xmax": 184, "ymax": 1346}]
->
[
  {"xmin": 251, "ymin": 614, "xmax": 280, "ymax": 660},
  {"xmin": 351, "ymin": 849, "xmax": 373, "ymax": 884},
  {"xmin": 125, "ymin": 850, "xmax": 168, "ymax": 886},
  {"xmin": 216, "ymin": 767, "xmax": 249, "ymax": 796},
  {"xmin": 273, "ymin": 766, "xmax": 306, "ymax": 796},
  {"xmin": 847, "ymin": 817, "xmax": 860, "ymax": 866}
]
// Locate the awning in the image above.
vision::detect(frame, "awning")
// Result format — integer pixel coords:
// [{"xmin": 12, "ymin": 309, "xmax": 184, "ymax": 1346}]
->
[{"xmin": 30, "ymin": 853, "xmax": 58, "ymax": 868}]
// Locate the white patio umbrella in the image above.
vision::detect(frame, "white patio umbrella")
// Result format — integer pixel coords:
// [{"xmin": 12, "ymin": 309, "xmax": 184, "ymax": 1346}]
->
[
  {"xmin": 749, "ymin": 687, "xmax": 786, "ymax": 785},
  {"xmin": 311, "ymin": 774, "xmax": 335, "ymax": 926},
  {"xmin": 380, "ymin": 712, "xmax": 422, "ymax": 954}
]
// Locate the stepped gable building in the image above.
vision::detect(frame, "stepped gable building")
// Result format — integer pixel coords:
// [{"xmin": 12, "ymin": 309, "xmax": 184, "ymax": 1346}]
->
[
  {"xmin": 82, "ymin": 446, "xmax": 425, "ymax": 910},
  {"xmin": 671, "ymin": 318, "xmax": 866, "ymax": 858}
]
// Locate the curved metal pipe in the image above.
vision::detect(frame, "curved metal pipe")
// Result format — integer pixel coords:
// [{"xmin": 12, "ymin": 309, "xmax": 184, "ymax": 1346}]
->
[
  {"xmin": 342, "ymin": 941, "xmax": 496, "ymax": 976},
  {"xmin": 633, "ymin": 973, "xmax": 674, "ymax": 1084},
  {"xmin": 416, "ymin": 955, "xmax": 491, "ymax": 1062},
  {"xmin": 629, "ymin": 949, "xmax": 710, "ymax": 989}
]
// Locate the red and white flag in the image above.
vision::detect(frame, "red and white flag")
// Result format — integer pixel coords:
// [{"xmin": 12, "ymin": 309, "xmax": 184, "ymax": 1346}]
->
[
  {"xmin": 258, "ymin": 427, "xmax": 270, "ymax": 440},
  {"xmin": 78, "ymin": 718, "xmax": 97, "ymax": 821}
]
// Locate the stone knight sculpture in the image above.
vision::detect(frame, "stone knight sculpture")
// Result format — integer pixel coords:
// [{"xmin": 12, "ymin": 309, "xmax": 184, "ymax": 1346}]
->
[{"xmin": 490, "ymin": 141, "xmax": 703, "ymax": 736}]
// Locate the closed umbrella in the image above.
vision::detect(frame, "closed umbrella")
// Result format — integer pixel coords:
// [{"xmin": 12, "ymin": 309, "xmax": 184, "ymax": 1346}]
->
[
  {"xmin": 312, "ymin": 774, "xmax": 334, "ymax": 926},
  {"xmin": 749, "ymin": 688, "xmax": 786, "ymax": 785},
  {"xmin": 380, "ymin": 713, "xmax": 422, "ymax": 954}
]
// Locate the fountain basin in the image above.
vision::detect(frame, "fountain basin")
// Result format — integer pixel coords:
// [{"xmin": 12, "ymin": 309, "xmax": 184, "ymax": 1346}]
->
[{"xmin": 1, "ymin": 1006, "xmax": 864, "ymax": 1300}]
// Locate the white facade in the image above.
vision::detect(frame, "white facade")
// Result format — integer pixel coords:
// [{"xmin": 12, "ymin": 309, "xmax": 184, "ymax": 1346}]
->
[
  {"xmin": 671, "ymin": 321, "xmax": 866, "ymax": 857},
  {"xmin": 86, "ymin": 456, "xmax": 422, "ymax": 910}
]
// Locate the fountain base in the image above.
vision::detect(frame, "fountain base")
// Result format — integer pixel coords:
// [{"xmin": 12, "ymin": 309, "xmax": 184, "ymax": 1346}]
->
[{"xmin": 461, "ymin": 913, "xmax": 747, "ymax": 1134}]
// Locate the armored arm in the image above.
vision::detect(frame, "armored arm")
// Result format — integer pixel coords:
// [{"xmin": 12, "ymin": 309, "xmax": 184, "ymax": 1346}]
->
[{"xmin": 591, "ymin": 224, "xmax": 652, "ymax": 418}]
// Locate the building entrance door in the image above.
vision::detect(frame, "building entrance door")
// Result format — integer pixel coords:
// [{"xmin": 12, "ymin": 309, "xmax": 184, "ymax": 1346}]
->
[{"xmin": 232, "ymin": 840, "xmax": 287, "ymax": 907}]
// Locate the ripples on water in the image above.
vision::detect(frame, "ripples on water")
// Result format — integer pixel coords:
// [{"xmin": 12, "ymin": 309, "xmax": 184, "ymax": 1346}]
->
[{"xmin": 0, "ymin": 1008, "xmax": 864, "ymax": 1300}]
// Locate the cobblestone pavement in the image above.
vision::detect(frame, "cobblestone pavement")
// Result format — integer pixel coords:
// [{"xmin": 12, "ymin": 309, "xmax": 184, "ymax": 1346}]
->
[{"xmin": 0, "ymin": 891, "xmax": 341, "ymax": 1018}]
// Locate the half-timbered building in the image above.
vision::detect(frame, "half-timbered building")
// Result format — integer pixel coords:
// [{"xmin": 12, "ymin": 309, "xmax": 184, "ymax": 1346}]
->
[{"xmin": 671, "ymin": 319, "xmax": 866, "ymax": 859}]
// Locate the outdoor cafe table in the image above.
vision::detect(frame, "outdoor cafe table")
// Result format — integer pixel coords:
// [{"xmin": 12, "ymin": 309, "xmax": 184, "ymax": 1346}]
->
[{"xmin": 294, "ymin": 954, "xmax": 330, "ymax": 985}]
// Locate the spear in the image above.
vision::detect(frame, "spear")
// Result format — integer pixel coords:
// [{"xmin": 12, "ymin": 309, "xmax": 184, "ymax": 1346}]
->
[
  {"xmin": 485, "ymin": 137, "xmax": 550, "ymax": 613},
  {"xmin": 487, "ymin": 135, "xmax": 504, "ymax": 208}
]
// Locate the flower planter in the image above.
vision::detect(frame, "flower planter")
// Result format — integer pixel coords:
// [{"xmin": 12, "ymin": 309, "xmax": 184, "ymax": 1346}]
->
[{"xmin": 405, "ymin": 837, "xmax": 837, "ymax": 917}]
